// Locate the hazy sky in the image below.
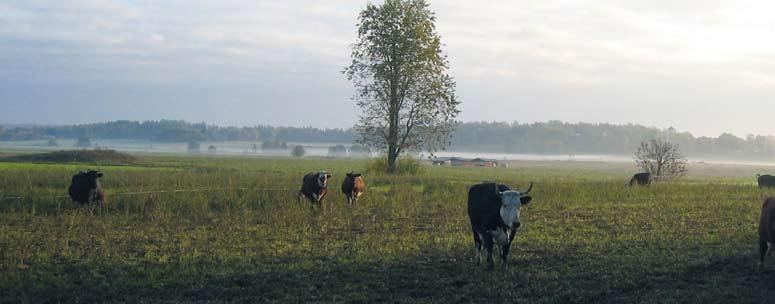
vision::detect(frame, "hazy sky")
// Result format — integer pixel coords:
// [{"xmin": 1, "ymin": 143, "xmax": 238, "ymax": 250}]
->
[{"xmin": 2, "ymin": 1, "xmax": 775, "ymax": 137}]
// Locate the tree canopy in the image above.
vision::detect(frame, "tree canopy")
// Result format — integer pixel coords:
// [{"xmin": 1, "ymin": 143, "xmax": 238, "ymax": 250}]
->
[{"xmin": 344, "ymin": 0, "xmax": 459, "ymax": 173}]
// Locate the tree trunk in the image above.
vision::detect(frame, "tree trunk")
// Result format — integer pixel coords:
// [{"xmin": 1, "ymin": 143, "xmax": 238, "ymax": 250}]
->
[
  {"xmin": 387, "ymin": 111, "xmax": 399, "ymax": 174},
  {"xmin": 386, "ymin": 72, "xmax": 399, "ymax": 174},
  {"xmin": 387, "ymin": 148, "xmax": 398, "ymax": 174}
]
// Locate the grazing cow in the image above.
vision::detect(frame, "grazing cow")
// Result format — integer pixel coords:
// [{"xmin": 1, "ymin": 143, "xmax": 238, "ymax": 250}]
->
[
  {"xmin": 68, "ymin": 169, "xmax": 105, "ymax": 205},
  {"xmin": 760, "ymin": 197, "xmax": 775, "ymax": 268},
  {"xmin": 467, "ymin": 182, "xmax": 533, "ymax": 269},
  {"xmin": 341, "ymin": 172, "xmax": 365, "ymax": 205},
  {"xmin": 628, "ymin": 172, "xmax": 651, "ymax": 186},
  {"xmin": 298, "ymin": 171, "xmax": 331, "ymax": 208},
  {"xmin": 758, "ymin": 174, "xmax": 775, "ymax": 188}
]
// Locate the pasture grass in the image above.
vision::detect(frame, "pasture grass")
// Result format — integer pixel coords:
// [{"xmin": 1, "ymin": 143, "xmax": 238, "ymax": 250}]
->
[{"xmin": 0, "ymin": 155, "xmax": 774, "ymax": 302}]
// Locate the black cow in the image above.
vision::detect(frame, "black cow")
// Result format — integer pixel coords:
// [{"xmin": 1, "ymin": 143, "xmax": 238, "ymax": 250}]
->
[
  {"xmin": 760, "ymin": 197, "xmax": 775, "ymax": 269},
  {"xmin": 628, "ymin": 172, "xmax": 651, "ymax": 186},
  {"xmin": 758, "ymin": 174, "xmax": 775, "ymax": 188},
  {"xmin": 297, "ymin": 171, "xmax": 331, "ymax": 208},
  {"xmin": 468, "ymin": 182, "xmax": 533, "ymax": 269},
  {"xmin": 68, "ymin": 169, "xmax": 105, "ymax": 205}
]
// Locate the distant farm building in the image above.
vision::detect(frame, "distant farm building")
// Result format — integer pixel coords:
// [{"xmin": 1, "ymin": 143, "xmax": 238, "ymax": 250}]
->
[{"xmin": 431, "ymin": 157, "xmax": 504, "ymax": 167}]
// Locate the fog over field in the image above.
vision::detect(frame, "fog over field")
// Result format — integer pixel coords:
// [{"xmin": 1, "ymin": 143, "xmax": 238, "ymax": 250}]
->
[{"xmin": 2, "ymin": 1, "xmax": 775, "ymax": 137}]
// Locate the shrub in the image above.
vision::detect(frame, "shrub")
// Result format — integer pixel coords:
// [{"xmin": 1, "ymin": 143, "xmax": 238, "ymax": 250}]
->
[
  {"xmin": 328, "ymin": 144, "xmax": 348, "ymax": 157},
  {"xmin": 187, "ymin": 141, "xmax": 201, "ymax": 153},
  {"xmin": 75, "ymin": 137, "xmax": 92, "ymax": 148},
  {"xmin": 4, "ymin": 149, "xmax": 135, "ymax": 164},
  {"xmin": 365, "ymin": 155, "xmax": 423, "ymax": 175},
  {"xmin": 350, "ymin": 144, "xmax": 370, "ymax": 156},
  {"xmin": 291, "ymin": 145, "xmax": 305, "ymax": 157},
  {"xmin": 262, "ymin": 140, "xmax": 288, "ymax": 150}
]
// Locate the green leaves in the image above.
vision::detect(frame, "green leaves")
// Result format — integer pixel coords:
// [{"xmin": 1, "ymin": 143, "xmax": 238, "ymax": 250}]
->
[{"xmin": 344, "ymin": 0, "xmax": 459, "ymax": 173}]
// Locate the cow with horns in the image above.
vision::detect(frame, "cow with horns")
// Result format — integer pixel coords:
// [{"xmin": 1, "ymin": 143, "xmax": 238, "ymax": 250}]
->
[
  {"xmin": 68, "ymin": 169, "xmax": 106, "ymax": 205},
  {"xmin": 298, "ymin": 171, "xmax": 331, "ymax": 208},
  {"xmin": 467, "ymin": 182, "xmax": 533, "ymax": 269}
]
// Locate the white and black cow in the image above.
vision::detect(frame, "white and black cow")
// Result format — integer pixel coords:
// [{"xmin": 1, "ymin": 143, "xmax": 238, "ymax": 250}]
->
[
  {"xmin": 467, "ymin": 182, "xmax": 533, "ymax": 269},
  {"xmin": 297, "ymin": 171, "xmax": 331, "ymax": 208}
]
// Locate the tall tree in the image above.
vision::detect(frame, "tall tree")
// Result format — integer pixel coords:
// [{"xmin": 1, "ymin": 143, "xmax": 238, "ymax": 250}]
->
[
  {"xmin": 344, "ymin": 0, "xmax": 459, "ymax": 174},
  {"xmin": 634, "ymin": 138, "xmax": 688, "ymax": 179}
]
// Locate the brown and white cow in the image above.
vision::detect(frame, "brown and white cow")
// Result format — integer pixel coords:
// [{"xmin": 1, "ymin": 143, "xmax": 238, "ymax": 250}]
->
[
  {"xmin": 341, "ymin": 172, "xmax": 365, "ymax": 205},
  {"xmin": 298, "ymin": 171, "xmax": 331, "ymax": 208},
  {"xmin": 760, "ymin": 197, "xmax": 775, "ymax": 268}
]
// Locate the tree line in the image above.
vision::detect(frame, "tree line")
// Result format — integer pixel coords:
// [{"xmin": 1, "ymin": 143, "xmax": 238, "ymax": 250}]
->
[
  {"xmin": 2, "ymin": 120, "xmax": 775, "ymax": 159},
  {"xmin": 0, "ymin": 120, "xmax": 355, "ymax": 143},
  {"xmin": 448, "ymin": 121, "xmax": 775, "ymax": 159}
]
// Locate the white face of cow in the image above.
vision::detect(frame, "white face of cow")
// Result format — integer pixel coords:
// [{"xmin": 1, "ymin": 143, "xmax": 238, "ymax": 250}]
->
[
  {"xmin": 317, "ymin": 172, "xmax": 329, "ymax": 188},
  {"xmin": 499, "ymin": 190, "xmax": 524, "ymax": 228}
]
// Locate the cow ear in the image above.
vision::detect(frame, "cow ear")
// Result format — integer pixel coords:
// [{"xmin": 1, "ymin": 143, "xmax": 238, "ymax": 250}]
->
[
  {"xmin": 520, "ymin": 196, "xmax": 532, "ymax": 205},
  {"xmin": 96, "ymin": 172, "xmax": 103, "ymax": 177},
  {"xmin": 327, "ymin": 174, "xmax": 332, "ymax": 178}
]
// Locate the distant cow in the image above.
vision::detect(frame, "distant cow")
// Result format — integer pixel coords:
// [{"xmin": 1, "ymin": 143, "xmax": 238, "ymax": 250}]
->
[
  {"xmin": 467, "ymin": 182, "xmax": 533, "ymax": 269},
  {"xmin": 68, "ymin": 169, "xmax": 105, "ymax": 205},
  {"xmin": 758, "ymin": 174, "xmax": 775, "ymax": 188},
  {"xmin": 628, "ymin": 172, "xmax": 651, "ymax": 186},
  {"xmin": 760, "ymin": 197, "xmax": 775, "ymax": 268},
  {"xmin": 341, "ymin": 172, "xmax": 365, "ymax": 205},
  {"xmin": 298, "ymin": 171, "xmax": 331, "ymax": 208}
]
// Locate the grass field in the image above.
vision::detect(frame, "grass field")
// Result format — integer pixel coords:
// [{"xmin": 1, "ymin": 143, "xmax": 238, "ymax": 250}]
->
[{"xmin": 1, "ymin": 154, "xmax": 774, "ymax": 303}]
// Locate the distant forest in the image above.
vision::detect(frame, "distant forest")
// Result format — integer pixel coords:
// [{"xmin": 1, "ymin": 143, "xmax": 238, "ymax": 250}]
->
[{"xmin": 2, "ymin": 120, "xmax": 775, "ymax": 159}]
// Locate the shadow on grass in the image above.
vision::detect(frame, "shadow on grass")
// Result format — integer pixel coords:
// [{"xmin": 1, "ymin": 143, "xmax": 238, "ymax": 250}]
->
[
  {"xmin": 606, "ymin": 254, "xmax": 775, "ymax": 303},
  {"xmin": 3, "ymin": 249, "xmax": 774, "ymax": 303},
  {"xmin": 0, "ymin": 247, "xmax": 595, "ymax": 303}
]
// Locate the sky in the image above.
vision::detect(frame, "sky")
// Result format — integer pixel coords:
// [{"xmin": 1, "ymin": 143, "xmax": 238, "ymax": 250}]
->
[{"xmin": 1, "ymin": 1, "xmax": 775, "ymax": 137}]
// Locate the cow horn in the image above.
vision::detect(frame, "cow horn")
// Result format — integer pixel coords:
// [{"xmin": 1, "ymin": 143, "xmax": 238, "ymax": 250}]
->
[{"xmin": 521, "ymin": 182, "xmax": 533, "ymax": 195}]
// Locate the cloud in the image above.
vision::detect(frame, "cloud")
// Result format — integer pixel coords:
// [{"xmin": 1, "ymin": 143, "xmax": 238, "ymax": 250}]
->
[{"xmin": 1, "ymin": 0, "xmax": 774, "ymax": 136}]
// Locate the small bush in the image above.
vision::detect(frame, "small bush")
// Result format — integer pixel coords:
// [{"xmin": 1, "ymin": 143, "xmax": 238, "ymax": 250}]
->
[
  {"xmin": 262, "ymin": 140, "xmax": 288, "ymax": 150},
  {"xmin": 187, "ymin": 141, "xmax": 201, "ymax": 153},
  {"xmin": 75, "ymin": 137, "xmax": 92, "ymax": 148},
  {"xmin": 291, "ymin": 145, "xmax": 305, "ymax": 157},
  {"xmin": 365, "ymin": 155, "xmax": 423, "ymax": 175},
  {"xmin": 328, "ymin": 144, "xmax": 348, "ymax": 157}
]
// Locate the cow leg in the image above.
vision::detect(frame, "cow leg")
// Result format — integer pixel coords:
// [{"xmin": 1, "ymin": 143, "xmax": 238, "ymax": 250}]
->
[
  {"xmin": 761, "ymin": 240, "xmax": 770, "ymax": 269},
  {"xmin": 501, "ymin": 228, "xmax": 518, "ymax": 267},
  {"xmin": 482, "ymin": 231, "xmax": 495, "ymax": 269},
  {"xmin": 472, "ymin": 229, "xmax": 483, "ymax": 263}
]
